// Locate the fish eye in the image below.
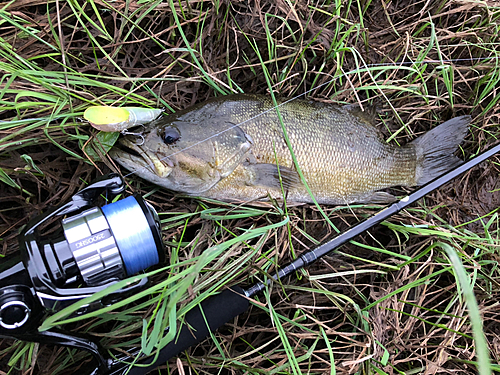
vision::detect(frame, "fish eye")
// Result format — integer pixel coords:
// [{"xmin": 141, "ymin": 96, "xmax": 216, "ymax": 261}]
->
[{"xmin": 160, "ymin": 127, "xmax": 181, "ymax": 145}]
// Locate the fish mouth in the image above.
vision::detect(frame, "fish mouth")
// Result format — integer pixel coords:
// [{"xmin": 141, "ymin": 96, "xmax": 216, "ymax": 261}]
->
[
  {"xmin": 112, "ymin": 138, "xmax": 174, "ymax": 178},
  {"xmin": 116, "ymin": 142, "xmax": 142, "ymax": 158}
]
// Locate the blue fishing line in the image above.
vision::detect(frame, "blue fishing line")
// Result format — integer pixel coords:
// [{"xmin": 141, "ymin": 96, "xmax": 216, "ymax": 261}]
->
[{"xmin": 101, "ymin": 196, "xmax": 158, "ymax": 275}]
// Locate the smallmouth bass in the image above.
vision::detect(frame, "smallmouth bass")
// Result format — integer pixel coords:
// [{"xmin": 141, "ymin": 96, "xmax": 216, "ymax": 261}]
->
[{"xmin": 110, "ymin": 94, "xmax": 470, "ymax": 205}]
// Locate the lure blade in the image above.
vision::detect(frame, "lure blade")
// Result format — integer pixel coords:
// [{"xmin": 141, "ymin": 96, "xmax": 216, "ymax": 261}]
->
[{"xmin": 84, "ymin": 106, "xmax": 162, "ymax": 132}]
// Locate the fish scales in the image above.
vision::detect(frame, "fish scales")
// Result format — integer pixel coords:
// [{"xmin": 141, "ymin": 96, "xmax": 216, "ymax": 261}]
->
[
  {"xmin": 110, "ymin": 94, "xmax": 470, "ymax": 205},
  {"xmin": 204, "ymin": 96, "xmax": 416, "ymax": 203}
]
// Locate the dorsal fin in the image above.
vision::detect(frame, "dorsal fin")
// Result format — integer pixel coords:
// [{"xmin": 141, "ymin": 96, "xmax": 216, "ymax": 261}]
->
[{"xmin": 344, "ymin": 104, "xmax": 378, "ymax": 125}]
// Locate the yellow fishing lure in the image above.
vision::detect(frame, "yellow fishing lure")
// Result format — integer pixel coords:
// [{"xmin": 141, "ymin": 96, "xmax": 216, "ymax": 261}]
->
[{"xmin": 84, "ymin": 106, "xmax": 162, "ymax": 132}]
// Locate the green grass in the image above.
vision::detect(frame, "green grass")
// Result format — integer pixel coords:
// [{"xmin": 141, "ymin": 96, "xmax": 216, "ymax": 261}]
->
[{"xmin": 1, "ymin": 1, "xmax": 500, "ymax": 374}]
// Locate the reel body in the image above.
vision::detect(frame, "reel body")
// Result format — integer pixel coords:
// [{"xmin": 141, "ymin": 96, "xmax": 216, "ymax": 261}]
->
[{"xmin": 0, "ymin": 174, "xmax": 164, "ymax": 373}]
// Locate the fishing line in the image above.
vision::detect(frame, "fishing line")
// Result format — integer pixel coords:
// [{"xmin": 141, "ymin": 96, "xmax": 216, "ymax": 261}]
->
[
  {"xmin": 100, "ymin": 196, "xmax": 160, "ymax": 275},
  {"xmin": 118, "ymin": 55, "xmax": 498, "ymax": 183}
]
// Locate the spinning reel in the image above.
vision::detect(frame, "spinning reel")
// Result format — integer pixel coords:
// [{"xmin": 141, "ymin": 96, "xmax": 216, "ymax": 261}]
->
[{"xmin": 0, "ymin": 174, "xmax": 164, "ymax": 374}]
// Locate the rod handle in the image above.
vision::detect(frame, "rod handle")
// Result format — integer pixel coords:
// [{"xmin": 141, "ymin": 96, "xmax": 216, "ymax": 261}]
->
[{"xmin": 126, "ymin": 287, "xmax": 249, "ymax": 375}]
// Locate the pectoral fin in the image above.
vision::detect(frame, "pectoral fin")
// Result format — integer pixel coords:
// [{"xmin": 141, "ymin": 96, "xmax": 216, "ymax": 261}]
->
[{"xmin": 244, "ymin": 163, "xmax": 301, "ymax": 190}]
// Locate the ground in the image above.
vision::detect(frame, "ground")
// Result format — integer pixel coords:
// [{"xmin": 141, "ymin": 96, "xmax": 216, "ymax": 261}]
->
[{"xmin": 0, "ymin": 1, "xmax": 500, "ymax": 374}]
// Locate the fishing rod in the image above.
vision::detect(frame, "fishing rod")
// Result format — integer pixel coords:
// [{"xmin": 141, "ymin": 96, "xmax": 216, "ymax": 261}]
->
[
  {"xmin": 0, "ymin": 142, "xmax": 498, "ymax": 375},
  {"xmin": 120, "ymin": 141, "xmax": 500, "ymax": 375}
]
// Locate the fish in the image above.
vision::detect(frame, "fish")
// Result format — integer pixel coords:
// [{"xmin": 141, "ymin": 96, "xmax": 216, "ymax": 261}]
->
[{"xmin": 109, "ymin": 94, "xmax": 470, "ymax": 205}]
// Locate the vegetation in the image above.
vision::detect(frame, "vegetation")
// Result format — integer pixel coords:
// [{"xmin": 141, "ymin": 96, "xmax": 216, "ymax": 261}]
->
[{"xmin": 1, "ymin": 0, "xmax": 499, "ymax": 374}]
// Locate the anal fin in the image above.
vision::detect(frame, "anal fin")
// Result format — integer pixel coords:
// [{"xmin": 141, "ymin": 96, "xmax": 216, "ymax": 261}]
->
[{"xmin": 357, "ymin": 191, "xmax": 396, "ymax": 204}]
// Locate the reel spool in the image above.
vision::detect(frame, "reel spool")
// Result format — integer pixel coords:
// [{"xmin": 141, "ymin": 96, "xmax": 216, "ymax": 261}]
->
[{"xmin": 47, "ymin": 195, "xmax": 162, "ymax": 287}]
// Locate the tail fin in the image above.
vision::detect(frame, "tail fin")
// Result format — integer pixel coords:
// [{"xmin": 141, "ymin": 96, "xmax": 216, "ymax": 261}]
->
[{"xmin": 412, "ymin": 115, "xmax": 471, "ymax": 185}]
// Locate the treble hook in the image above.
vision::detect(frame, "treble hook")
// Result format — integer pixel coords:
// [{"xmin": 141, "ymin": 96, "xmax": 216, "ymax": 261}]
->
[{"xmin": 121, "ymin": 124, "xmax": 146, "ymax": 146}]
